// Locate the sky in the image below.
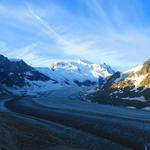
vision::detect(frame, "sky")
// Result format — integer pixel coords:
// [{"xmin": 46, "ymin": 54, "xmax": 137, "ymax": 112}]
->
[{"xmin": 0, "ymin": 0, "xmax": 150, "ymax": 71}]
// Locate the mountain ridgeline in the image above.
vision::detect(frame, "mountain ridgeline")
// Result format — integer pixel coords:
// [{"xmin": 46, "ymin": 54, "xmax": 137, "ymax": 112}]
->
[
  {"xmin": 0, "ymin": 54, "xmax": 114, "ymax": 96},
  {"xmin": 0, "ymin": 54, "xmax": 50, "ymax": 87},
  {"xmin": 37, "ymin": 59, "xmax": 114, "ymax": 87},
  {"xmin": 89, "ymin": 59, "xmax": 150, "ymax": 108},
  {"xmin": 1, "ymin": 53, "xmax": 150, "ymax": 108}
]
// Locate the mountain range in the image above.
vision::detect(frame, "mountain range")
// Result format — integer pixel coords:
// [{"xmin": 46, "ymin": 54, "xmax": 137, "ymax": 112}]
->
[
  {"xmin": 0, "ymin": 54, "xmax": 114, "ymax": 96},
  {"xmin": 1, "ymin": 53, "xmax": 150, "ymax": 108}
]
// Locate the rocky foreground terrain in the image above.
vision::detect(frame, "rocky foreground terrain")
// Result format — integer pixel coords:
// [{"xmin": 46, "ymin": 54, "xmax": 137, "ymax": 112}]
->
[
  {"xmin": 0, "ymin": 112, "xmax": 72, "ymax": 150},
  {"xmin": 0, "ymin": 111, "xmax": 133, "ymax": 150}
]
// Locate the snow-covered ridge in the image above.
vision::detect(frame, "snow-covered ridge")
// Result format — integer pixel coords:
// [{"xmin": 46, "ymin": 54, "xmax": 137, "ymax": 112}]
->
[
  {"xmin": 125, "ymin": 74, "xmax": 148, "ymax": 88},
  {"xmin": 36, "ymin": 59, "xmax": 115, "ymax": 88},
  {"xmin": 114, "ymin": 64, "xmax": 148, "ymax": 88},
  {"xmin": 121, "ymin": 96, "xmax": 146, "ymax": 102},
  {"xmin": 50, "ymin": 59, "xmax": 114, "ymax": 78},
  {"xmin": 0, "ymin": 54, "xmax": 115, "ymax": 96}
]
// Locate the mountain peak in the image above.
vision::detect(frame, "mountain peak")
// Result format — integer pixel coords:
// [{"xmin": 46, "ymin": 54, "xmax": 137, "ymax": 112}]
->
[
  {"xmin": 0, "ymin": 54, "xmax": 50, "ymax": 87},
  {"xmin": 90, "ymin": 58, "xmax": 150, "ymax": 104},
  {"xmin": 77, "ymin": 59, "xmax": 92, "ymax": 65},
  {"xmin": 49, "ymin": 59, "xmax": 115, "ymax": 82}
]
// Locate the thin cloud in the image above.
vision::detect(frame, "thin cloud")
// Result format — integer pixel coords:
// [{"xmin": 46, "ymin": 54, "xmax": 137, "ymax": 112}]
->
[
  {"xmin": 26, "ymin": 4, "xmax": 86, "ymax": 54},
  {"xmin": 0, "ymin": 1, "xmax": 150, "ymax": 70}
]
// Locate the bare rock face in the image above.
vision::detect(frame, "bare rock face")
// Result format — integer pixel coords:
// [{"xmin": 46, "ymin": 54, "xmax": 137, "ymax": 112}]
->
[{"xmin": 138, "ymin": 59, "xmax": 150, "ymax": 75}]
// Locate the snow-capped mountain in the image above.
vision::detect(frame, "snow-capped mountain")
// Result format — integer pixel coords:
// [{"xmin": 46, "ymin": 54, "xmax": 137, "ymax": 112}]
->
[
  {"xmin": 37, "ymin": 59, "xmax": 115, "ymax": 87},
  {"xmin": 0, "ymin": 54, "xmax": 56, "ymax": 95},
  {"xmin": 0, "ymin": 54, "xmax": 50, "ymax": 87},
  {"xmin": 89, "ymin": 59, "xmax": 150, "ymax": 107},
  {"xmin": 0, "ymin": 54, "xmax": 114, "ymax": 96}
]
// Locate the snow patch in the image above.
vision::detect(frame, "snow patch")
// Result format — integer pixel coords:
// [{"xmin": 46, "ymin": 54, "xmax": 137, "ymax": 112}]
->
[
  {"xmin": 9, "ymin": 58, "xmax": 21, "ymax": 62},
  {"xmin": 114, "ymin": 73, "xmax": 125, "ymax": 83},
  {"xmin": 121, "ymin": 96, "xmax": 146, "ymax": 102},
  {"xmin": 25, "ymin": 72, "xmax": 32, "ymax": 76},
  {"xmin": 126, "ymin": 106, "xmax": 136, "ymax": 109},
  {"xmin": 143, "ymin": 107, "xmax": 150, "ymax": 111}
]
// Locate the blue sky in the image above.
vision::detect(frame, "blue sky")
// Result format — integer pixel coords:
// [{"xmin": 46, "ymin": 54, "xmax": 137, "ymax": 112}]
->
[{"xmin": 0, "ymin": 0, "xmax": 150, "ymax": 70}]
